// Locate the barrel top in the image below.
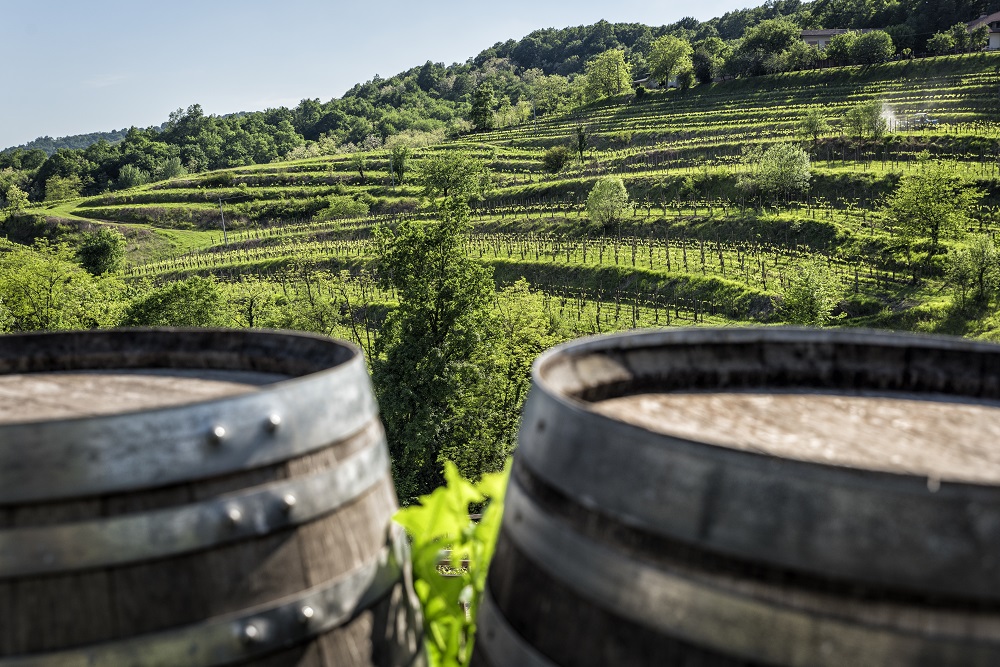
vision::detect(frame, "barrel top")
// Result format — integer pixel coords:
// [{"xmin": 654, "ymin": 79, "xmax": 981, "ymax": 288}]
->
[
  {"xmin": 593, "ymin": 390, "xmax": 1000, "ymax": 484},
  {"xmin": 0, "ymin": 369, "xmax": 289, "ymax": 424},
  {"xmin": 534, "ymin": 327, "xmax": 1000, "ymax": 484},
  {"xmin": 0, "ymin": 329, "xmax": 378, "ymax": 503}
]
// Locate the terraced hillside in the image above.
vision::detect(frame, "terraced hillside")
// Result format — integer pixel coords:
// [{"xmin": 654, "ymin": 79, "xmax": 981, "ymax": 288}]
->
[{"xmin": 19, "ymin": 52, "xmax": 1000, "ymax": 344}]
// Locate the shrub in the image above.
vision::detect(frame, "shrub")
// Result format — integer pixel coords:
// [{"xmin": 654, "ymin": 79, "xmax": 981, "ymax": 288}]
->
[{"xmin": 542, "ymin": 145, "xmax": 573, "ymax": 173}]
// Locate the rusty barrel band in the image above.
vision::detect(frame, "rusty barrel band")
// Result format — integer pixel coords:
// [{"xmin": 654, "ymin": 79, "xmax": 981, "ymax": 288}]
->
[
  {"xmin": 499, "ymin": 474, "xmax": 1000, "ymax": 667},
  {"xmin": 0, "ymin": 354, "xmax": 376, "ymax": 505},
  {"xmin": 476, "ymin": 589, "xmax": 557, "ymax": 667},
  {"xmin": 0, "ymin": 525, "xmax": 411, "ymax": 667},
  {"xmin": 0, "ymin": 429, "xmax": 388, "ymax": 577}
]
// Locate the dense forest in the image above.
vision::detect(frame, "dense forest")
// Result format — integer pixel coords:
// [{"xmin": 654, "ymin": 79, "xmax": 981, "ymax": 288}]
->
[{"xmin": 3, "ymin": 0, "xmax": 999, "ymax": 209}]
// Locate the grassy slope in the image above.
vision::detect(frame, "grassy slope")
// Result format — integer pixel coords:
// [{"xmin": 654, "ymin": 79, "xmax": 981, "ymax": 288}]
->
[{"xmin": 15, "ymin": 52, "xmax": 1000, "ymax": 335}]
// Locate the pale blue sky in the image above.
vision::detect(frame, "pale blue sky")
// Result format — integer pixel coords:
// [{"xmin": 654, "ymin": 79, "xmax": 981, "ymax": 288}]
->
[{"xmin": 1, "ymin": 0, "xmax": 755, "ymax": 149}]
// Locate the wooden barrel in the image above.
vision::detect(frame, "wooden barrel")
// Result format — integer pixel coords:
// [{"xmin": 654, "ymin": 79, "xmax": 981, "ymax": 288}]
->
[
  {"xmin": 0, "ymin": 329, "xmax": 423, "ymax": 666},
  {"xmin": 475, "ymin": 328, "xmax": 1000, "ymax": 667}
]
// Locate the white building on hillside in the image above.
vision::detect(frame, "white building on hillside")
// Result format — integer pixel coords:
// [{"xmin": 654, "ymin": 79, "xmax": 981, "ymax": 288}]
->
[
  {"xmin": 968, "ymin": 12, "xmax": 1000, "ymax": 50},
  {"xmin": 801, "ymin": 29, "xmax": 850, "ymax": 50}
]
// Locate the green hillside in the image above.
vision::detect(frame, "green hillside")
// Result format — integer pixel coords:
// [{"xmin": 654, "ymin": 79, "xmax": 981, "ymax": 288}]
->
[{"xmin": 10, "ymin": 52, "xmax": 998, "ymax": 335}]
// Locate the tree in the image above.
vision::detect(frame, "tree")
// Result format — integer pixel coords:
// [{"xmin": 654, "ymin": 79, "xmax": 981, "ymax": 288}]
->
[
  {"xmin": 740, "ymin": 143, "xmax": 811, "ymax": 203},
  {"xmin": 372, "ymin": 156, "xmax": 503, "ymax": 501},
  {"xmin": 576, "ymin": 125, "xmax": 587, "ymax": 165},
  {"xmin": 881, "ymin": 162, "xmax": 983, "ymax": 258},
  {"xmin": 692, "ymin": 37, "xmax": 731, "ymax": 84},
  {"xmin": 798, "ymin": 108, "xmax": 830, "ymax": 143},
  {"xmin": 850, "ymin": 30, "xmax": 895, "ymax": 65},
  {"xmin": 677, "ymin": 68, "xmax": 697, "ymax": 92},
  {"xmin": 845, "ymin": 100, "xmax": 887, "ymax": 140},
  {"xmin": 584, "ymin": 49, "xmax": 633, "ymax": 101},
  {"xmin": 416, "ymin": 151, "xmax": 490, "ymax": 199},
  {"xmin": 390, "ymin": 144, "xmax": 410, "ymax": 185},
  {"xmin": 971, "ymin": 24, "xmax": 991, "ymax": 51},
  {"xmin": 122, "ymin": 276, "xmax": 227, "ymax": 327},
  {"xmin": 825, "ymin": 32, "xmax": 858, "ymax": 64},
  {"xmin": 782, "ymin": 257, "xmax": 843, "ymax": 327},
  {"xmin": 648, "ymin": 36, "xmax": 693, "ymax": 87},
  {"xmin": 586, "ymin": 176, "xmax": 629, "ymax": 227},
  {"xmin": 927, "ymin": 32, "xmax": 956, "ymax": 55},
  {"xmin": 948, "ymin": 22, "xmax": 972, "ymax": 52},
  {"xmin": 3, "ymin": 184, "xmax": 29, "ymax": 212},
  {"xmin": 116, "ymin": 164, "xmax": 150, "ymax": 189},
  {"xmin": 352, "ymin": 153, "xmax": 367, "ymax": 184},
  {"xmin": 542, "ymin": 145, "xmax": 572, "ymax": 173},
  {"xmin": 948, "ymin": 235, "xmax": 1000, "ymax": 309},
  {"xmin": 0, "ymin": 241, "xmax": 123, "ymax": 331},
  {"xmin": 470, "ymin": 83, "xmax": 496, "ymax": 130},
  {"xmin": 44, "ymin": 174, "xmax": 82, "ymax": 201},
  {"xmin": 77, "ymin": 227, "xmax": 126, "ymax": 276},
  {"xmin": 733, "ymin": 18, "xmax": 801, "ymax": 76}
]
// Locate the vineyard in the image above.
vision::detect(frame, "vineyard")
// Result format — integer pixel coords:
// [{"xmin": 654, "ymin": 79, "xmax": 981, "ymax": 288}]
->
[{"xmin": 24, "ymin": 51, "xmax": 1000, "ymax": 345}]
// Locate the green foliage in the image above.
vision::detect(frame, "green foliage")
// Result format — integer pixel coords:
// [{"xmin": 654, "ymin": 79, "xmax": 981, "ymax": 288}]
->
[
  {"xmin": 825, "ymin": 32, "xmax": 857, "ymax": 64},
  {"xmin": 948, "ymin": 235, "xmax": 1000, "ymax": 309},
  {"xmin": 44, "ymin": 174, "xmax": 82, "ymax": 201},
  {"xmin": 971, "ymin": 24, "xmax": 991, "ymax": 51},
  {"xmin": 315, "ymin": 194, "xmax": 369, "ymax": 220},
  {"xmin": 586, "ymin": 176, "xmax": 629, "ymax": 227},
  {"xmin": 116, "ymin": 163, "xmax": 151, "ymax": 189},
  {"xmin": 390, "ymin": 144, "xmax": 410, "ymax": 185},
  {"xmin": 226, "ymin": 275, "xmax": 278, "ymax": 329},
  {"xmin": 373, "ymin": 192, "xmax": 500, "ymax": 501},
  {"xmin": 851, "ymin": 30, "xmax": 895, "ymax": 65},
  {"xmin": 781, "ymin": 256, "xmax": 844, "ymax": 327},
  {"xmin": 739, "ymin": 143, "xmax": 811, "ymax": 203},
  {"xmin": 394, "ymin": 461, "xmax": 509, "ymax": 667},
  {"xmin": 417, "ymin": 152, "xmax": 491, "ymax": 199},
  {"xmin": 881, "ymin": 162, "xmax": 983, "ymax": 256},
  {"xmin": 3, "ymin": 184, "xmax": 29, "ymax": 212},
  {"xmin": 928, "ymin": 31, "xmax": 957, "ymax": 55},
  {"xmin": 121, "ymin": 276, "xmax": 227, "ymax": 327},
  {"xmin": 949, "ymin": 23, "xmax": 972, "ymax": 52},
  {"xmin": 732, "ymin": 18, "xmax": 801, "ymax": 76},
  {"xmin": 798, "ymin": 108, "xmax": 830, "ymax": 143},
  {"xmin": 692, "ymin": 37, "xmax": 731, "ymax": 84},
  {"xmin": 541, "ymin": 145, "xmax": 572, "ymax": 174},
  {"xmin": 845, "ymin": 100, "xmax": 888, "ymax": 140},
  {"xmin": 77, "ymin": 227, "xmax": 126, "ymax": 276},
  {"xmin": 584, "ymin": 49, "xmax": 633, "ymax": 101},
  {"xmin": 0, "ymin": 241, "xmax": 124, "ymax": 331},
  {"xmin": 471, "ymin": 83, "xmax": 496, "ymax": 131},
  {"xmin": 649, "ymin": 35, "xmax": 693, "ymax": 87},
  {"xmin": 272, "ymin": 267, "xmax": 342, "ymax": 335},
  {"xmin": 677, "ymin": 68, "xmax": 697, "ymax": 92}
]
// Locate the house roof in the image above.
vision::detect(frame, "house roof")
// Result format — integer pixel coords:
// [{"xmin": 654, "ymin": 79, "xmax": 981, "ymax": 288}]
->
[{"xmin": 968, "ymin": 11, "xmax": 1000, "ymax": 29}]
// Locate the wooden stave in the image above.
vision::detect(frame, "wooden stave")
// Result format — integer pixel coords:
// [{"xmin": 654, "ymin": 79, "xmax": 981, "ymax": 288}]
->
[
  {"xmin": 0, "ymin": 330, "xmax": 423, "ymax": 666},
  {"xmin": 476, "ymin": 461, "xmax": 1000, "ymax": 667},
  {"xmin": 516, "ymin": 327, "xmax": 1000, "ymax": 603},
  {"xmin": 475, "ymin": 327, "xmax": 1000, "ymax": 666}
]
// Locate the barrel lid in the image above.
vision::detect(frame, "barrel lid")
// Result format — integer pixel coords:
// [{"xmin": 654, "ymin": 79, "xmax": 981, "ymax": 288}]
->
[
  {"xmin": 0, "ymin": 329, "xmax": 377, "ymax": 505},
  {"xmin": 519, "ymin": 327, "xmax": 1000, "ymax": 601}
]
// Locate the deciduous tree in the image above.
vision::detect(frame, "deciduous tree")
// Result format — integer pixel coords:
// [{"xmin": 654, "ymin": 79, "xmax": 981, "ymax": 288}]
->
[
  {"xmin": 77, "ymin": 227, "xmax": 126, "ymax": 276},
  {"xmin": 881, "ymin": 161, "xmax": 983, "ymax": 258},
  {"xmin": 584, "ymin": 49, "xmax": 633, "ymax": 101},
  {"xmin": 739, "ymin": 143, "xmax": 811, "ymax": 203},
  {"xmin": 649, "ymin": 36, "xmax": 693, "ymax": 87},
  {"xmin": 586, "ymin": 176, "xmax": 629, "ymax": 227}
]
